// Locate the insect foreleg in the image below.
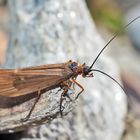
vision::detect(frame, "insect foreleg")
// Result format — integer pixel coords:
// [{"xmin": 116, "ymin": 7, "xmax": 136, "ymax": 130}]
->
[{"xmin": 72, "ymin": 79, "xmax": 84, "ymax": 100}]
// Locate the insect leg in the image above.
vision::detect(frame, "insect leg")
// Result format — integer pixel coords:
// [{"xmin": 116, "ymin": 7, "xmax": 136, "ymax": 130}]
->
[
  {"xmin": 61, "ymin": 80, "xmax": 73, "ymax": 100},
  {"xmin": 59, "ymin": 80, "xmax": 73, "ymax": 116},
  {"xmin": 72, "ymin": 79, "xmax": 84, "ymax": 100},
  {"xmin": 55, "ymin": 88, "xmax": 62, "ymax": 94},
  {"xmin": 72, "ymin": 76, "xmax": 77, "ymax": 90},
  {"xmin": 60, "ymin": 86, "xmax": 68, "ymax": 117},
  {"xmin": 21, "ymin": 90, "xmax": 41, "ymax": 122}
]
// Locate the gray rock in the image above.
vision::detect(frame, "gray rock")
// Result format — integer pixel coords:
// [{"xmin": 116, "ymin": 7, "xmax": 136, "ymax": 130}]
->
[{"xmin": 5, "ymin": 0, "xmax": 127, "ymax": 140}]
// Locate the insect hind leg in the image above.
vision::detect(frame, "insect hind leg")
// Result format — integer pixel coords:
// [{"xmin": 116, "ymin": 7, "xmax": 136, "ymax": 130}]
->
[{"xmin": 21, "ymin": 90, "xmax": 41, "ymax": 122}]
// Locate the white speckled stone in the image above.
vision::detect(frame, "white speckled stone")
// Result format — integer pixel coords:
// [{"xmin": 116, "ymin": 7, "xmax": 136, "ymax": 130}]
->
[{"xmin": 6, "ymin": 0, "xmax": 127, "ymax": 140}]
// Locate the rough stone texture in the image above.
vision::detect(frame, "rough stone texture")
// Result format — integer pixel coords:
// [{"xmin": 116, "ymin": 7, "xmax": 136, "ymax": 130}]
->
[
  {"xmin": 0, "ymin": 88, "xmax": 75, "ymax": 133},
  {"xmin": 0, "ymin": 0, "xmax": 127, "ymax": 139}
]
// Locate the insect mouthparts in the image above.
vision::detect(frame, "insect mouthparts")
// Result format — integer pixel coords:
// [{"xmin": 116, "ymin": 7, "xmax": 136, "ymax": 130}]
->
[{"xmin": 82, "ymin": 66, "xmax": 92, "ymax": 77}]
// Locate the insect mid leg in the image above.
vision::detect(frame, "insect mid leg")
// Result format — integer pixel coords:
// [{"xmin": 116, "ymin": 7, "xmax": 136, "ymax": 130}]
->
[
  {"xmin": 61, "ymin": 80, "xmax": 73, "ymax": 100},
  {"xmin": 64, "ymin": 81, "xmax": 73, "ymax": 101},
  {"xmin": 21, "ymin": 90, "xmax": 41, "ymax": 122},
  {"xmin": 72, "ymin": 79, "xmax": 84, "ymax": 100},
  {"xmin": 59, "ymin": 80, "xmax": 73, "ymax": 116}
]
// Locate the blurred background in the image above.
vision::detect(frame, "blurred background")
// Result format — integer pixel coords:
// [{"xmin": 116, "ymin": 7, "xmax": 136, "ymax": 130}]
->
[
  {"xmin": 86, "ymin": 0, "xmax": 140, "ymax": 140},
  {"xmin": 0, "ymin": 0, "xmax": 140, "ymax": 140}
]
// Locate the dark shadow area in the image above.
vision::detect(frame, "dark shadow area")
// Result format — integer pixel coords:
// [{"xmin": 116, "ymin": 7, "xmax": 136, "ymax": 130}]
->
[{"xmin": 0, "ymin": 131, "xmax": 26, "ymax": 140}]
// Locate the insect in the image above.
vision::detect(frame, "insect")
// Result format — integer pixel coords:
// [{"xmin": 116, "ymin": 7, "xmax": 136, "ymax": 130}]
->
[{"xmin": 0, "ymin": 16, "xmax": 139, "ymax": 122}]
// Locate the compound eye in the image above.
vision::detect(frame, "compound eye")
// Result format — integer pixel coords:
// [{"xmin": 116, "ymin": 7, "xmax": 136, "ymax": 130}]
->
[
  {"xmin": 83, "ymin": 66, "xmax": 90, "ymax": 75},
  {"xmin": 69, "ymin": 62, "xmax": 78, "ymax": 71}
]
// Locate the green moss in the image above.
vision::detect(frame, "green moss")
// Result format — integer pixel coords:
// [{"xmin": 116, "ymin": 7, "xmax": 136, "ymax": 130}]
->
[
  {"xmin": 93, "ymin": 8, "xmax": 124, "ymax": 32},
  {"xmin": 85, "ymin": 0, "xmax": 124, "ymax": 33}
]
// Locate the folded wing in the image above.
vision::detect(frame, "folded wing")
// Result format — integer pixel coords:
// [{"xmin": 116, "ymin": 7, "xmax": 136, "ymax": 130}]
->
[{"xmin": 0, "ymin": 68, "xmax": 66, "ymax": 97}]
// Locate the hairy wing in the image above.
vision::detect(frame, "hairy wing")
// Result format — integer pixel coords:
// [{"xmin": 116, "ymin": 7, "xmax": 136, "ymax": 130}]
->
[
  {"xmin": 0, "ymin": 68, "xmax": 67, "ymax": 97},
  {"xmin": 20, "ymin": 63, "xmax": 65, "ymax": 70}
]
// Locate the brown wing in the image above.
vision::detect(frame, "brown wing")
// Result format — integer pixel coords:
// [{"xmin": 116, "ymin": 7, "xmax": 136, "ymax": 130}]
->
[
  {"xmin": 20, "ymin": 63, "xmax": 65, "ymax": 70},
  {"xmin": 0, "ymin": 67, "xmax": 69, "ymax": 98},
  {"xmin": 0, "ymin": 62, "xmax": 74, "ymax": 108}
]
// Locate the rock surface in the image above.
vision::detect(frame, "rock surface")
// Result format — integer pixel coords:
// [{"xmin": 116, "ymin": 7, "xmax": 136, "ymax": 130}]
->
[{"xmin": 0, "ymin": 0, "xmax": 127, "ymax": 140}]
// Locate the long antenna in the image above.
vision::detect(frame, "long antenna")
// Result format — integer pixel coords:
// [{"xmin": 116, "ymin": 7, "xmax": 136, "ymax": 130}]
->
[
  {"xmin": 91, "ymin": 69, "xmax": 126, "ymax": 94},
  {"xmin": 89, "ymin": 16, "xmax": 140, "ymax": 69}
]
